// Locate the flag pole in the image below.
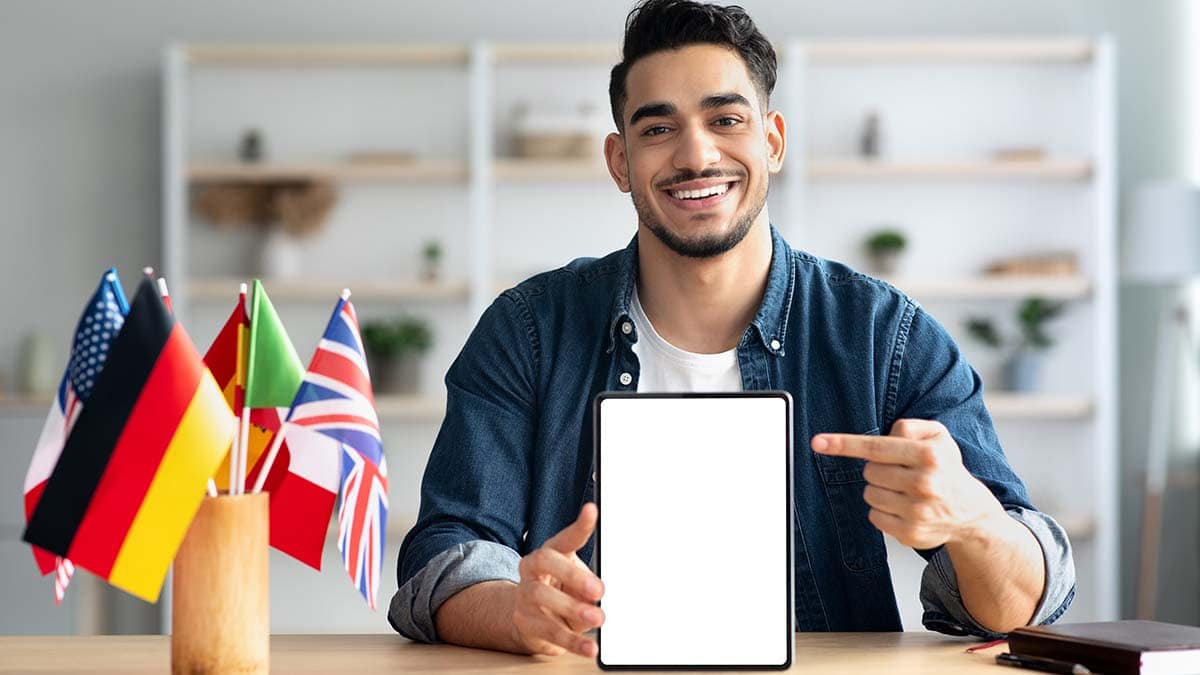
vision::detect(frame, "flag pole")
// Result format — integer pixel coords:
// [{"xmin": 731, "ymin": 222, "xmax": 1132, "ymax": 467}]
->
[
  {"xmin": 237, "ymin": 407, "xmax": 251, "ymax": 494},
  {"xmin": 228, "ymin": 427, "xmax": 240, "ymax": 495},
  {"xmin": 236, "ymin": 282, "xmax": 253, "ymax": 494}
]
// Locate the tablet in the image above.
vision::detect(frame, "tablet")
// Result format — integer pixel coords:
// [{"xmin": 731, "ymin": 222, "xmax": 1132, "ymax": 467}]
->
[{"xmin": 594, "ymin": 392, "xmax": 794, "ymax": 670}]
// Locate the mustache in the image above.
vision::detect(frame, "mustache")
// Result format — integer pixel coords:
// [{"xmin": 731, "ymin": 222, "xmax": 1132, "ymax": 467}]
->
[{"xmin": 655, "ymin": 168, "xmax": 746, "ymax": 191}]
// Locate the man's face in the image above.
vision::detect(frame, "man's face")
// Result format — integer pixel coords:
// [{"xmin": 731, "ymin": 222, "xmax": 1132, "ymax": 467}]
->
[{"xmin": 606, "ymin": 44, "xmax": 785, "ymax": 259}]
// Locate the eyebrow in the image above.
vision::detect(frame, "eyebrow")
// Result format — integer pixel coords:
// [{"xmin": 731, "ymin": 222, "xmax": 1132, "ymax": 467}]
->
[
  {"xmin": 628, "ymin": 92, "xmax": 753, "ymax": 127},
  {"xmin": 701, "ymin": 92, "xmax": 751, "ymax": 110},
  {"xmin": 629, "ymin": 102, "xmax": 676, "ymax": 126}
]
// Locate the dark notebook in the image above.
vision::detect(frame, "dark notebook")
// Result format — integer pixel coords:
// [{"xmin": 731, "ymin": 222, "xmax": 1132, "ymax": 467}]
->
[{"xmin": 1008, "ymin": 620, "xmax": 1200, "ymax": 675}]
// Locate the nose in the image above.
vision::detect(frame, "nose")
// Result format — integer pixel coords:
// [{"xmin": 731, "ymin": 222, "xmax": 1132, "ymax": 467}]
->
[{"xmin": 672, "ymin": 123, "xmax": 722, "ymax": 175}]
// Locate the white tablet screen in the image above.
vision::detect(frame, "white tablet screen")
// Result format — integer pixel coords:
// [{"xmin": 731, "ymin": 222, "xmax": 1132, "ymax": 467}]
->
[{"xmin": 597, "ymin": 393, "xmax": 793, "ymax": 669}]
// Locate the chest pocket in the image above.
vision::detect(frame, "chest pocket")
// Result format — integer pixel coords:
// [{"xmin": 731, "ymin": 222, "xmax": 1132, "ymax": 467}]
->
[{"xmin": 813, "ymin": 427, "xmax": 888, "ymax": 572}]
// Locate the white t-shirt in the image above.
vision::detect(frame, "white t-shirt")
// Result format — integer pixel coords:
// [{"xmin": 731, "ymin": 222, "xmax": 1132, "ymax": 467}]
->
[{"xmin": 629, "ymin": 287, "xmax": 743, "ymax": 393}]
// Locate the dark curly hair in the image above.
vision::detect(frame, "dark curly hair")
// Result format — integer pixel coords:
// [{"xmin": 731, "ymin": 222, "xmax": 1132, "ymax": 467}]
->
[{"xmin": 608, "ymin": 0, "xmax": 777, "ymax": 131}]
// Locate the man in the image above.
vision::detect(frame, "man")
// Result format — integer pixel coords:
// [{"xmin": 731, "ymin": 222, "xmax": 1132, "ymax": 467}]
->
[{"xmin": 389, "ymin": 0, "xmax": 1074, "ymax": 657}]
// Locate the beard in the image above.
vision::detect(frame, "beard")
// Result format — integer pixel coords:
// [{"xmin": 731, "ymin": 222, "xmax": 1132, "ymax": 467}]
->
[{"xmin": 630, "ymin": 168, "xmax": 768, "ymax": 259}]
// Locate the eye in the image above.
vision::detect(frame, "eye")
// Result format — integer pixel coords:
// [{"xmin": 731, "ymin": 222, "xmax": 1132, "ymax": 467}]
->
[
  {"xmin": 642, "ymin": 125, "xmax": 671, "ymax": 137},
  {"xmin": 714, "ymin": 116, "xmax": 741, "ymax": 127}
]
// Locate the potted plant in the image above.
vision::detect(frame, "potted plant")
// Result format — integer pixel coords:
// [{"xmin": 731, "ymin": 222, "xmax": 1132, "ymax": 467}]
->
[
  {"xmin": 420, "ymin": 239, "xmax": 443, "ymax": 282},
  {"xmin": 965, "ymin": 297, "xmax": 1066, "ymax": 392},
  {"xmin": 863, "ymin": 228, "xmax": 907, "ymax": 276},
  {"xmin": 361, "ymin": 317, "xmax": 433, "ymax": 394}
]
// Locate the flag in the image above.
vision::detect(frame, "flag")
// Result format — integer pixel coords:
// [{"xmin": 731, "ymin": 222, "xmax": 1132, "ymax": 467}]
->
[
  {"xmin": 306, "ymin": 297, "xmax": 387, "ymax": 607},
  {"xmin": 231, "ymin": 280, "xmax": 305, "ymax": 493},
  {"xmin": 23, "ymin": 280, "xmax": 235, "ymax": 602},
  {"xmin": 23, "ymin": 269, "xmax": 129, "ymax": 603},
  {"xmin": 203, "ymin": 286, "xmax": 264, "ymax": 493},
  {"xmin": 203, "ymin": 285, "xmax": 247, "ymax": 415},
  {"xmin": 280, "ymin": 296, "xmax": 387, "ymax": 602},
  {"xmin": 244, "ymin": 280, "xmax": 304, "ymax": 410},
  {"xmin": 259, "ymin": 295, "xmax": 379, "ymax": 571},
  {"xmin": 255, "ymin": 426, "xmax": 341, "ymax": 569},
  {"xmin": 338, "ymin": 444, "xmax": 388, "ymax": 610}
]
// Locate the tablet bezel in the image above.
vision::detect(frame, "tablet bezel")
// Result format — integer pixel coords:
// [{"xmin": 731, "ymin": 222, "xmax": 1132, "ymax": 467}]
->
[{"xmin": 593, "ymin": 391, "xmax": 795, "ymax": 671}]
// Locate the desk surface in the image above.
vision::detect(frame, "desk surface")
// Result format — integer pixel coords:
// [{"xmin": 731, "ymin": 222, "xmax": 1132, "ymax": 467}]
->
[{"xmin": 0, "ymin": 632, "xmax": 1010, "ymax": 673}]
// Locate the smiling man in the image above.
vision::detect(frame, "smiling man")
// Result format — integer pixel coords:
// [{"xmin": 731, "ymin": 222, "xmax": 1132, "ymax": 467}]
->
[{"xmin": 388, "ymin": 0, "xmax": 1075, "ymax": 657}]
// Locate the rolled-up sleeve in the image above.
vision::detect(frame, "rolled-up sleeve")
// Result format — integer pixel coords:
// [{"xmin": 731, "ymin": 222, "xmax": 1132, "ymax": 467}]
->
[
  {"xmin": 889, "ymin": 306, "xmax": 1076, "ymax": 639},
  {"xmin": 388, "ymin": 292, "xmax": 539, "ymax": 641},
  {"xmin": 919, "ymin": 508, "xmax": 1076, "ymax": 639},
  {"xmin": 387, "ymin": 540, "xmax": 521, "ymax": 642}
]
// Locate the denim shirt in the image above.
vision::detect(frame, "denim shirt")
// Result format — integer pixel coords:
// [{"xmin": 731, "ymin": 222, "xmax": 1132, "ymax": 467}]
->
[{"xmin": 388, "ymin": 225, "xmax": 1075, "ymax": 642}]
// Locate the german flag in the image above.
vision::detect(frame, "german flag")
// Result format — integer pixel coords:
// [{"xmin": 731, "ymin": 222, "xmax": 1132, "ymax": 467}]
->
[{"xmin": 23, "ymin": 279, "xmax": 235, "ymax": 602}]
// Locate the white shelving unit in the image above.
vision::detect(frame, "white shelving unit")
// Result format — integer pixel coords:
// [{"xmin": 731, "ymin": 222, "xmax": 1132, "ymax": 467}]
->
[
  {"xmin": 160, "ymin": 37, "xmax": 1116, "ymax": 631},
  {"xmin": 780, "ymin": 37, "xmax": 1116, "ymax": 626}
]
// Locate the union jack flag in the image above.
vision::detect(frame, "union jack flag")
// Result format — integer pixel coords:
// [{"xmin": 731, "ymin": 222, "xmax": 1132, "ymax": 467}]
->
[
  {"xmin": 286, "ymin": 294, "xmax": 388, "ymax": 608},
  {"xmin": 338, "ymin": 444, "xmax": 388, "ymax": 609}
]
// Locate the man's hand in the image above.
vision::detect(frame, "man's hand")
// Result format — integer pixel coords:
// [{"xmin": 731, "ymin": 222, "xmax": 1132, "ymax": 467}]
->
[
  {"xmin": 511, "ymin": 502, "xmax": 605, "ymax": 657},
  {"xmin": 810, "ymin": 419, "xmax": 1007, "ymax": 550}
]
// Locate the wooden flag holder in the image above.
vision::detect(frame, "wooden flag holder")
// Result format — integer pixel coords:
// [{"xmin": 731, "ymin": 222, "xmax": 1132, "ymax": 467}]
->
[{"xmin": 172, "ymin": 493, "xmax": 269, "ymax": 674}]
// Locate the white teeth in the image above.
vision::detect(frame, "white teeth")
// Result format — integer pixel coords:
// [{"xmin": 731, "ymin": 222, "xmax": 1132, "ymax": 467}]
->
[{"xmin": 670, "ymin": 182, "xmax": 730, "ymax": 200}]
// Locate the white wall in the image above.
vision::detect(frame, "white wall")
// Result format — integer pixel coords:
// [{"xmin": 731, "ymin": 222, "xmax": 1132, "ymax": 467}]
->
[
  {"xmin": 2, "ymin": 0, "xmax": 1191, "ymax": 633},
  {"xmin": 0, "ymin": 0, "xmax": 1107, "ymax": 376}
]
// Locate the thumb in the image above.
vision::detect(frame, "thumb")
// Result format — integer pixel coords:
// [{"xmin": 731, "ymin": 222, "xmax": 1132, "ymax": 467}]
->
[
  {"xmin": 545, "ymin": 502, "xmax": 598, "ymax": 554},
  {"xmin": 888, "ymin": 418, "xmax": 945, "ymax": 440}
]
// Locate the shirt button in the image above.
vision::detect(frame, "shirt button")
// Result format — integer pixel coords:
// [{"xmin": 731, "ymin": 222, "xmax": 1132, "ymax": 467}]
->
[
  {"xmin": 621, "ymin": 321, "xmax": 633, "ymax": 335},
  {"xmin": 619, "ymin": 372, "xmax": 633, "ymax": 386},
  {"xmin": 770, "ymin": 339, "xmax": 781, "ymax": 351}
]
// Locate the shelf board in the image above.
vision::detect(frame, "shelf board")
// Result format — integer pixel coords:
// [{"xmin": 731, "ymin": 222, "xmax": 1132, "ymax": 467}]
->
[
  {"xmin": 188, "ymin": 160, "xmax": 467, "ymax": 183},
  {"xmin": 188, "ymin": 158, "xmax": 1091, "ymax": 183},
  {"xmin": 985, "ymin": 393, "xmax": 1093, "ymax": 420},
  {"xmin": 493, "ymin": 158, "xmax": 610, "ymax": 180},
  {"xmin": 802, "ymin": 38, "xmax": 1094, "ymax": 64},
  {"xmin": 807, "ymin": 159, "xmax": 1093, "ymax": 180},
  {"xmin": 1053, "ymin": 513, "xmax": 1097, "ymax": 542},
  {"xmin": 881, "ymin": 275, "xmax": 1091, "ymax": 301},
  {"xmin": 182, "ymin": 39, "xmax": 1092, "ymax": 67},
  {"xmin": 185, "ymin": 44, "xmax": 469, "ymax": 66},
  {"xmin": 189, "ymin": 278, "xmax": 469, "ymax": 303},
  {"xmin": 0, "ymin": 394, "xmax": 52, "ymax": 416},
  {"xmin": 493, "ymin": 43, "xmax": 620, "ymax": 65}
]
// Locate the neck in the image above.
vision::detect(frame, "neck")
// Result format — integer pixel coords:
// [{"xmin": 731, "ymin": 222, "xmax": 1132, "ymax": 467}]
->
[{"xmin": 635, "ymin": 216, "xmax": 773, "ymax": 354}]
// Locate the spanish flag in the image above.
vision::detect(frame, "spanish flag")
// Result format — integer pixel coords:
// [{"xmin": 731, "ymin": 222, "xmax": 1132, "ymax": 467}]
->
[
  {"xmin": 23, "ymin": 279, "xmax": 235, "ymax": 602},
  {"xmin": 202, "ymin": 284, "xmax": 275, "ymax": 493}
]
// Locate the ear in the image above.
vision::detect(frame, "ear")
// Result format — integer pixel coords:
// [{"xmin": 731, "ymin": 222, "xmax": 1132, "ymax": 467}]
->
[
  {"xmin": 764, "ymin": 110, "xmax": 786, "ymax": 174},
  {"xmin": 604, "ymin": 132, "xmax": 631, "ymax": 193}
]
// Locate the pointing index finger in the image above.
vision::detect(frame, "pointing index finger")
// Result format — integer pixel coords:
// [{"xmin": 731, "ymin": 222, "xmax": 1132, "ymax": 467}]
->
[{"xmin": 811, "ymin": 433, "xmax": 932, "ymax": 467}]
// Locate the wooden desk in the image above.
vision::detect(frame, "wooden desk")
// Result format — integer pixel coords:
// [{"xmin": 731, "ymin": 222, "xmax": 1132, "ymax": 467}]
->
[{"xmin": 0, "ymin": 632, "xmax": 1009, "ymax": 673}]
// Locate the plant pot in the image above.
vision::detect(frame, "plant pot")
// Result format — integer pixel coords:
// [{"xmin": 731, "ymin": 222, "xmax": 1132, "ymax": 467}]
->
[
  {"xmin": 869, "ymin": 250, "xmax": 902, "ymax": 276},
  {"xmin": 420, "ymin": 261, "xmax": 441, "ymax": 282},
  {"xmin": 259, "ymin": 227, "xmax": 303, "ymax": 279},
  {"xmin": 1004, "ymin": 349, "xmax": 1043, "ymax": 392},
  {"xmin": 367, "ymin": 352, "xmax": 422, "ymax": 394}
]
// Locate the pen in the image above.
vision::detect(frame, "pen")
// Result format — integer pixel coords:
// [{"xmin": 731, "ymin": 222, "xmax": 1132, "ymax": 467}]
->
[{"xmin": 996, "ymin": 652, "xmax": 1092, "ymax": 674}]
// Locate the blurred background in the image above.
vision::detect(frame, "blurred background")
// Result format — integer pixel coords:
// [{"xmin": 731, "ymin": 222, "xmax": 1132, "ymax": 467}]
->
[{"xmin": 1, "ymin": 0, "xmax": 1198, "ymax": 636}]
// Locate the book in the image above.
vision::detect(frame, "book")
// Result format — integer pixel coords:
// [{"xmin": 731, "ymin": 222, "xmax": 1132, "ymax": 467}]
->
[{"xmin": 1008, "ymin": 620, "xmax": 1200, "ymax": 675}]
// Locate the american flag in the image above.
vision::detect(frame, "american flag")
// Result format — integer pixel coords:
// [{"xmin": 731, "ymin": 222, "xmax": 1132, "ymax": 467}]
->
[
  {"xmin": 23, "ymin": 269, "xmax": 128, "ymax": 603},
  {"xmin": 286, "ymin": 295, "xmax": 388, "ymax": 608}
]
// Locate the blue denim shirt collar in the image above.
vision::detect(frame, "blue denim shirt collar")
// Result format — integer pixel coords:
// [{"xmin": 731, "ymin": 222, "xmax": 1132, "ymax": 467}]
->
[{"xmin": 606, "ymin": 223, "xmax": 795, "ymax": 356}]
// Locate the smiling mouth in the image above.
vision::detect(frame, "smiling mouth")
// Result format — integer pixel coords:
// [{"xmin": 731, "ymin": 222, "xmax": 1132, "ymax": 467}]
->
[
  {"xmin": 668, "ymin": 182, "xmax": 733, "ymax": 200},
  {"xmin": 660, "ymin": 180, "xmax": 739, "ymax": 211}
]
